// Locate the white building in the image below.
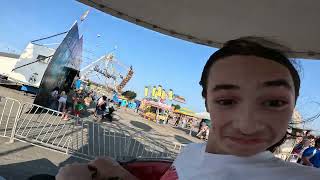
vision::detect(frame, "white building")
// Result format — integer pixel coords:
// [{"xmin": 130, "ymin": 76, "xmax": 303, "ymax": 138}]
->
[
  {"xmin": 0, "ymin": 43, "xmax": 55, "ymax": 88},
  {"xmin": 0, "ymin": 52, "xmax": 19, "ymax": 78}
]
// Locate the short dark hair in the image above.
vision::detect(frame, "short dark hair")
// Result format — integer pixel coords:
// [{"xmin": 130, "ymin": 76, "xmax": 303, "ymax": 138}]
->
[{"xmin": 200, "ymin": 37, "xmax": 301, "ymax": 103}]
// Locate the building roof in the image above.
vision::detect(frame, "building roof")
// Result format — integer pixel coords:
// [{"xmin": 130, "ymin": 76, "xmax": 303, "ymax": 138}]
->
[
  {"xmin": 174, "ymin": 108, "xmax": 196, "ymax": 117},
  {"xmin": 0, "ymin": 52, "xmax": 20, "ymax": 59},
  {"xmin": 195, "ymin": 112, "xmax": 210, "ymax": 120}
]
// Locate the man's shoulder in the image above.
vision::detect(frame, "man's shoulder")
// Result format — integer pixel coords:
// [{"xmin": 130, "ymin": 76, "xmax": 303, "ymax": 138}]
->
[
  {"xmin": 305, "ymin": 147, "xmax": 316, "ymax": 151},
  {"xmin": 175, "ymin": 143, "xmax": 205, "ymax": 160},
  {"xmin": 173, "ymin": 143, "xmax": 205, "ymax": 177},
  {"xmin": 302, "ymin": 147, "xmax": 316, "ymax": 157}
]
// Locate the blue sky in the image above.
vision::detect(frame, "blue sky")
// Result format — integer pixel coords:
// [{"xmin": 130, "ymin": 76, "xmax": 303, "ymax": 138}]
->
[{"xmin": 0, "ymin": 0, "xmax": 319, "ymax": 131}]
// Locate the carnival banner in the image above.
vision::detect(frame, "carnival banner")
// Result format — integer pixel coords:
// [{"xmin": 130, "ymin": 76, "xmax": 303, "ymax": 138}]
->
[
  {"xmin": 173, "ymin": 94, "xmax": 186, "ymax": 103},
  {"xmin": 156, "ymin": 85, "xmax": 162, "ymax": 97},
  {"xmin": 168, "ymin": 89, "xmax": 173, "ymax": 100},
  {"xmin": 151, "ymin": 86, "xmax": 157, "ymax": 98},
  {"xmin": 144, "ymin": 86, "xmax": 149, "ymax": 97}
]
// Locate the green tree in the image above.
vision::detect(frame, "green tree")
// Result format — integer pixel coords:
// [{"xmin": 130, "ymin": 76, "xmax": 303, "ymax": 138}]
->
[
  {"xmin": 171, "ymin": 104, "xmax": 181, "ymax": 110},
  {"xmin": 122, "ymin": 90, "xmax": 137, "ymax": 100}
]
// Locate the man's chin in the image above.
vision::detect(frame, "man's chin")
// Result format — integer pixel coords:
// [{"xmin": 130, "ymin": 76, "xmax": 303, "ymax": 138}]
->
[
  {"xmin": 224, "ymin": 143, "xmax": 268, "ymax": 157},
  {"xmin": 227, "ymin": 149, "xmax": 263, "ymax": 157},
  {"xmin": 223, "ymin": 138, "xmax": 269, "ymax": 156}
]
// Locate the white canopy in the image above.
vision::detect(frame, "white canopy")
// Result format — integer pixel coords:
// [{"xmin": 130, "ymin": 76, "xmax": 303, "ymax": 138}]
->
[
  {"xmin": 79, "ymin": 0, "xmax": 320, "ymax": 59},
  {"xmin": 195, "ymin": 112, "xmax": 211, "ymax": 120}
]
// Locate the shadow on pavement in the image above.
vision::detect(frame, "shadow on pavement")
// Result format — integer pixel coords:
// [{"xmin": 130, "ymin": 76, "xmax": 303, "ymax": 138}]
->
[
  {"xmin": 0, "ymin": 158, "xmax": 58, "ymax": 180},
  {"xmin": 172, "ymin": 126, "xmax": 198, "ymax": 136},
  {"xmin": 0, "ymin": 144, "xmax": 33, "ymax": 157},
  {"xmin": 174, "ymin": 135, "xmax": 193, "ymax": 144},
  {"xmin": 58, "ymin": 156, "xmax": 88, "ymax": 168},
  {"xmin": 79, "ymin": 109, "xmax": 92, "ymax": 118},
  {"xmin": 130, "ymin": 121, "xmax": 152, "ymax": 132}
]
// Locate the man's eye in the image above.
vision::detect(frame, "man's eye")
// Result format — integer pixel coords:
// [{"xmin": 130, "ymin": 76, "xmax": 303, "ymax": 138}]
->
[
  {"xmin": 215, "ymin": 99, "xmax": 236, "ymax": 106},
  {"xmin": 263, "ymin": 100, "xmax": 288, "ymax": 107}
]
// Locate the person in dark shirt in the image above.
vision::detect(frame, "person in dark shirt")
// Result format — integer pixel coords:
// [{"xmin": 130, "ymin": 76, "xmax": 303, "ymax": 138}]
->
[{"xmin": 302, "ymin": 138, "xmax": 320, "ymax": 168}]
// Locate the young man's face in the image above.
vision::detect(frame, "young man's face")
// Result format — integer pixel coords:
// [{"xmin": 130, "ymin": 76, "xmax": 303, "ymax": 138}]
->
[
  {"xmin": 303, "ymin": 139, "xmax": 311, "ymax": 147},
  {"xmin": 206, "ymin": 55, "xmax": 296, "ymax": 156}
]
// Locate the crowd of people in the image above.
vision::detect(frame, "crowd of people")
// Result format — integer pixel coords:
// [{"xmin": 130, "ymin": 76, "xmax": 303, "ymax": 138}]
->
[
  {"xmin": 48, "ymin": 83, "xmax": 115, "ymax": 122},
  {"xmin": 169, "ymin": 114, "xmax": 210, "ymax": 141},
  {"xmin": 49, "ymin": 87, "xmax": 93, "ymax": 120},
  {"xmin": 289, "ymin": 131, "xmax": 320, "ymax": 168}
]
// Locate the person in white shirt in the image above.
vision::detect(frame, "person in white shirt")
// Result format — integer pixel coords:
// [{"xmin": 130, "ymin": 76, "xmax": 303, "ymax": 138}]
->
[
  {"xmin": 56, "ymin": 37, "xmax": 320, "ymax": 180},
  {"xmin": 95, "ymin": 95, "xmax": 108, "ymax": 117},
  {"xmin": 196, "ymin": 124, "xmax": 209, "ymax": 139},
  {"xmin": 160, "ymin": 37, "xmax": 320, "ymax": 180},
  {"xmin": 58, "ymin": 91, "xmax": 67, "ymax": 112}
]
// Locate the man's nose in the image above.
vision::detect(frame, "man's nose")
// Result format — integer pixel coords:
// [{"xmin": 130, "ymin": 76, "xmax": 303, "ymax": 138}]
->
[{"xmin": 233, "ymin": 104, "xmax": 265, "ymax": 135}]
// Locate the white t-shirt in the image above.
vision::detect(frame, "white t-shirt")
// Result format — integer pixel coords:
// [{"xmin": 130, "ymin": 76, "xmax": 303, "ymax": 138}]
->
[
  {"xmin": 165, "ymin": 143, "xmax": 320, "ymax": 180},
  {"xmin": 58, "ymin": 96, "xmax": 67, "ymax": 104},
  {"xmin": 98, "ymin": 98, "xmax": 108, "ymax": 106}
]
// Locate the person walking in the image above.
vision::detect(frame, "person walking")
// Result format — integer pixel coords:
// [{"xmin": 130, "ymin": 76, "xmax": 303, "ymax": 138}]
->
[{"xmin": 58, "ymin": 91, "xmax": 67, "ymax": 112}]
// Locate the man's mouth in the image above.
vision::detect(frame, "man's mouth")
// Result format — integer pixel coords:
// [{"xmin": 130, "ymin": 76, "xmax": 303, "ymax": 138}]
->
[{"xmin": 227, "ymin": 136, "xmax": 266, "ymax": 145}]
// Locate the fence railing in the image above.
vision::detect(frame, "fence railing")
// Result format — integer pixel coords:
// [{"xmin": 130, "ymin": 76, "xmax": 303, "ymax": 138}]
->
[
  {"xmin": 0, "ymin": 97, "xmax": 185, "ymax": 161},
  {"xmin": 0, "ymin": 97, "xmax": 21, "ymax": 142},
  {"xmin": 13, "ymin": 101, "xmax": 77, "ymax": 154}
]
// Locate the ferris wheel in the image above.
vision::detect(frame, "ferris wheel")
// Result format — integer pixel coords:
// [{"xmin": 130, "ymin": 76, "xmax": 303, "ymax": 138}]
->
[{"xmin": 80, "ymin": 53, "xmax": 134, "ymax": 93}]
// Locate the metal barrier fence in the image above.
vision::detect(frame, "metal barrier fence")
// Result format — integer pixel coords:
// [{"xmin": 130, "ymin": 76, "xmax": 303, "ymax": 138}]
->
[
  {"xmin": 0, "ymin": 97, "xmax": 21, "ymax": 142},
  {"xmin": 69, "ymin": 121, "xmax": 132, "ymax": 160},
  {"xmin": 0, "ymin": 97, "xmax": 185, "ymax": 161},
  {"xmin": 13, "ymin": 101, "xmax": 77, "ymax": 154},
  {"xmin": 125, "ymin": 132, "xmax": 182, "ymax": 160}
]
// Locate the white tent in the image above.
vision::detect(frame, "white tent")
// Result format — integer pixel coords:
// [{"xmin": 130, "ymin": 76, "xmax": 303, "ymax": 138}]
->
[
  {"xmin": 78, "ymin": 0, "xmax": 320, "ymax": 59},
  {"xmin": 195, "ymin": 112, "xmax": 210, "ymax": 120}
]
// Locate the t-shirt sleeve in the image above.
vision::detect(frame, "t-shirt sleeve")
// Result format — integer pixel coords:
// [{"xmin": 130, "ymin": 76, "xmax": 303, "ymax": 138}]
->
[{"xmin": 302, "ymin": 147, "xmax": 315, "ymax": 157}]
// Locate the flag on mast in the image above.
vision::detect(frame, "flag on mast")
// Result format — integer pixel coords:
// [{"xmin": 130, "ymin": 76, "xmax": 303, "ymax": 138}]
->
[{"xmin": 80, "ymin": 10, "xmax": 90, "ymax": 22}]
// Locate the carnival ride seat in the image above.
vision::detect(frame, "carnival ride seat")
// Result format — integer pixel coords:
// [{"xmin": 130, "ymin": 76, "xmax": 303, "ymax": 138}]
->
[
  {"xmin": 121, "ymin": 159, "xmax": 173, "ymax": 180},
  {"xmin": 27, "ymin": 159, "xmax": 173, "ymax": 180}
]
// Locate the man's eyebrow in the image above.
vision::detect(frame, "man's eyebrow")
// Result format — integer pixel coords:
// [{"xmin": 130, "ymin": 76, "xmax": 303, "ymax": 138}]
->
[
  {"xmin": 212, "ymin": 84, "xmax": 240, "ymax": 91},
  {"xmin": 262, "ymin": 79, "xmax": 292, "ymax": 90}
]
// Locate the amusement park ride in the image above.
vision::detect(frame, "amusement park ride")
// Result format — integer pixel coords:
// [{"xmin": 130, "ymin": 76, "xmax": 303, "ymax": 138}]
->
[
  {"xmin": 80, "ymin": 52, "xmax": 134, "ymax": 93},
  {"xmin": 78, "ymin": 9, "xmax": 134, "ymax": 93}
]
